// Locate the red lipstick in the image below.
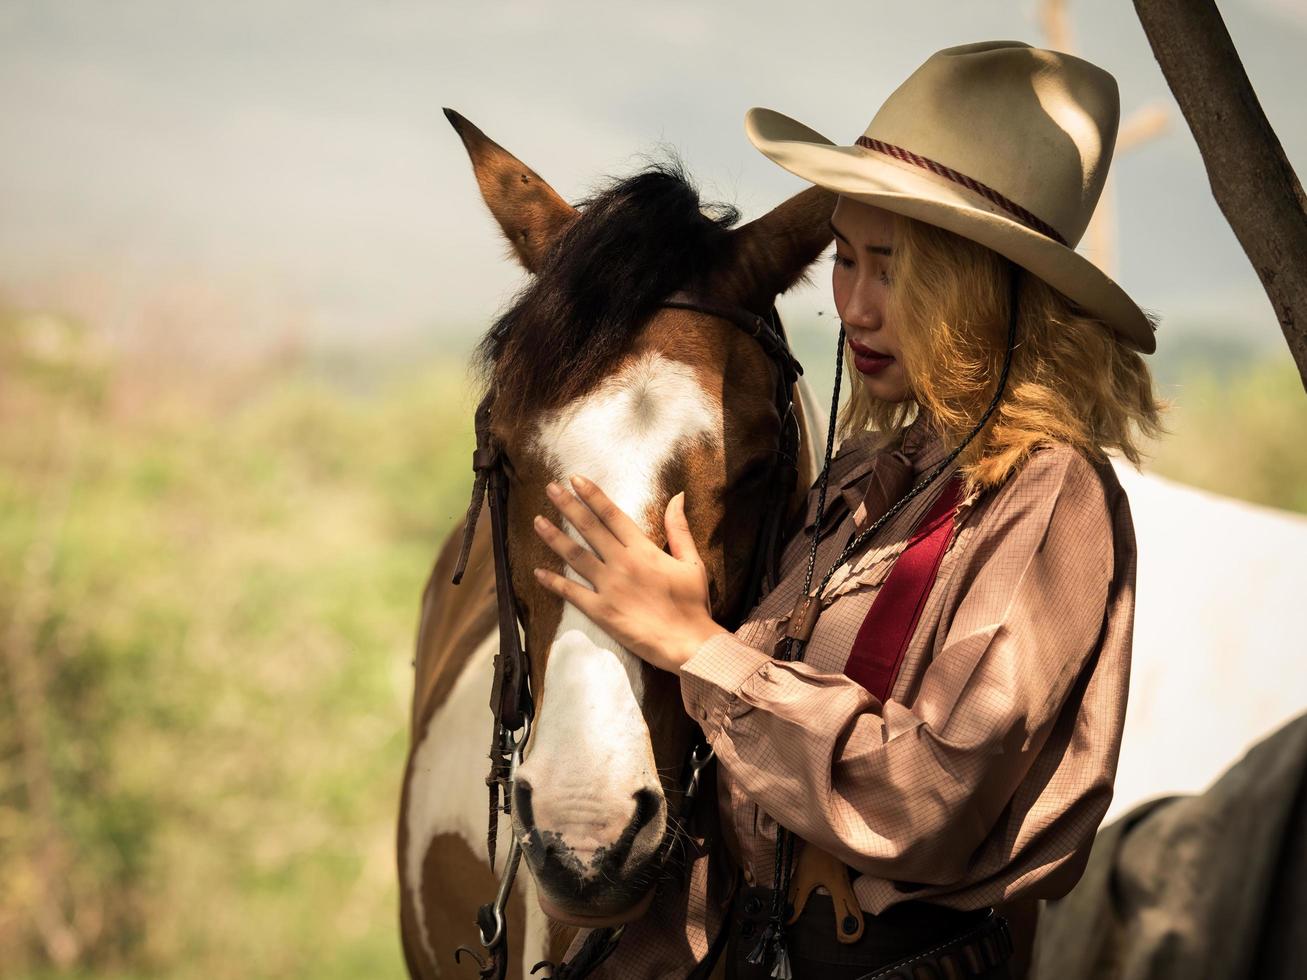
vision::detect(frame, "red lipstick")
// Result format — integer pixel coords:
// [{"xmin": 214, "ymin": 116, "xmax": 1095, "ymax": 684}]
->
[{"xmin": 848, "ymin": 338, "xmax": 895, "ymax": 376}]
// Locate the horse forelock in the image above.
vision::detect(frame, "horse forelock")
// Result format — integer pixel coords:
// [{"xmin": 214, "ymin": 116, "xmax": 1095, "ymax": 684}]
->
[{"xmin": 475, "ymin": 161, "xmax": 740, "ymax": 421}]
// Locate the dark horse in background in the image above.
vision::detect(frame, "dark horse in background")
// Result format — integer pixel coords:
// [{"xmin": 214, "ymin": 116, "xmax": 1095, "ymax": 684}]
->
[{"xmin": 396, "ymin": 112, "xmax": 834, "ymax": 978}]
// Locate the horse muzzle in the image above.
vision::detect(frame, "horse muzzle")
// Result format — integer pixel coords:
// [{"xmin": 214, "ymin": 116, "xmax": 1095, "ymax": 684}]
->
[{"xmin": 513, "ymin": 778, "xmax": 667, "ymax": 922}]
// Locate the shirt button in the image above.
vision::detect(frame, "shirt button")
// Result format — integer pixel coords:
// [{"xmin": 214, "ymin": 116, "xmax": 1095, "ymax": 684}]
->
[
  {"xmin": 744, "ymin": 866, "xmax": 755, "ymax": 885},
  {"xmin": 698, "ymin": 707, "xmax": 708, "ymax": 721}
]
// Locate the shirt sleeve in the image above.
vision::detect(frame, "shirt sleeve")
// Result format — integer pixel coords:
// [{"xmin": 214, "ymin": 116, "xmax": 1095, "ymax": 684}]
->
[{"xmin": 678, "ymin": 448, "xmax": 1117, "ymax": 886}]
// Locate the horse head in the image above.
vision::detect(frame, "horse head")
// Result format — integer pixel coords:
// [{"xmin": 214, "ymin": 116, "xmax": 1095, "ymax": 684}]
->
[{"xmin": 445, "ymin": 111, "xmax": 833, "ymax": 927}]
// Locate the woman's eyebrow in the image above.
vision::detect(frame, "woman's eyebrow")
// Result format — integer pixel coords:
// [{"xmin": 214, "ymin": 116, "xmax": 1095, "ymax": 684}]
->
[{"xmin": 828, "ymin": 220, "xmax": 893, "ymax": 256}]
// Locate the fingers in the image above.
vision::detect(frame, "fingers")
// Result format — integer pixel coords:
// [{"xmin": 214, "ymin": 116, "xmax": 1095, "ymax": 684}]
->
[
  {"xmin": 546, "ymin": 479, "xmax": 622, "ymax": 558},
  {"xmin": 664, "ymin": 493, "xmax": 701, "ymax": 564},
  {"xmin": 569, "ymin": 475, "xmax": 646, "ymax": 548},
  {"xmin": 533, "ymin": 567, "xmax": 600, "ymax": 618},
  {"xmin": 533, "ymin": 514, "xmax": 604, "ymax": 583}
]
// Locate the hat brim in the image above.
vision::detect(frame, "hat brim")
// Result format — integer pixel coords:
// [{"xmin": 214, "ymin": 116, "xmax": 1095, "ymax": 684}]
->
[{"xmin": 746, "ymin": 108, "xmax": 1156, "ymax": 354}]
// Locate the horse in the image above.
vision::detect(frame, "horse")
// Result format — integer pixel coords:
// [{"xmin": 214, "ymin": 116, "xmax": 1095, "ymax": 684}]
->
[
  {"xmin": 1026, "ymin": 471, "xmax": 1307, "ymax": 979},
  {"xmin": 1106, "ymin": 463, "xmax": 1307, "ymax": 820},
  {"xmin": 396, "ymin": 111, "xmax": 835, "ymax": 980}
]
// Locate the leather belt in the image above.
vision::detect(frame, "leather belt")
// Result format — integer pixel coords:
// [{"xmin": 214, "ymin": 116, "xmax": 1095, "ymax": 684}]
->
[
  {"xmin": 727, "ymin": 886, "xmax": 1013, "ymax": 980},
  {"xmin": 854, "ymin": 910, "xmax": 1014, "ymax": 980}
]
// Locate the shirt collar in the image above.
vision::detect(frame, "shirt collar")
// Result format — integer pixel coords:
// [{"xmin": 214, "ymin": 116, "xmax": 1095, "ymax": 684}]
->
[
  {"xmin": 802, "ymin": 413, "xmax": 954, "ymax": 535},
  {"xmin": 899, "ymin": 412, "xmax": 951, "ymax": 476}
]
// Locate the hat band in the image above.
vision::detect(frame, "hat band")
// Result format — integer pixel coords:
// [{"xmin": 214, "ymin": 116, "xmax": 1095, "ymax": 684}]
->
[{"xmin": 855, "ymin": 136, "xmax": 1069, "ymax": 246}]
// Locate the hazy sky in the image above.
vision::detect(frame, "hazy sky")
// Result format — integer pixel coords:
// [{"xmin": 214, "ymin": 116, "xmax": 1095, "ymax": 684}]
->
[{"xmin": 2, "ymin": 0, "xmax": 1304, "ymax": 351}]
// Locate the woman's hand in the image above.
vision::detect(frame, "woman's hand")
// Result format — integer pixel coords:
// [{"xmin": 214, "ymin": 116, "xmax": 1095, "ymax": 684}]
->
[{"xmin": 532, "ymin": 475, "xmax": 727, "ymax": 673}]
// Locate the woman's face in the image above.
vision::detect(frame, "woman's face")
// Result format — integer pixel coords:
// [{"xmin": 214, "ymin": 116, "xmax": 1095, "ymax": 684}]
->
[{"xmin": 830, "ymin": 196, "xmax": 912, "ymax": 403}]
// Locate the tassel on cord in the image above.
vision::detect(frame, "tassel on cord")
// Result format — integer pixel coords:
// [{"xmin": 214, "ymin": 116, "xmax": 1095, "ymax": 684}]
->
[
  {"xmin": 745, "ymin": 921, "xmax": 775, "ymax": 966},
  {"xmin": 769, "ymin": 931, "xmax": 793, "ymax": 980}
]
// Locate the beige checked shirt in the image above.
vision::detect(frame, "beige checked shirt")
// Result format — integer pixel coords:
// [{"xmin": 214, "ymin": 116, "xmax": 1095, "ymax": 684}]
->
[{"xmin": 578, "ymin": 417, "xmax": 1136, "ymax": 976}]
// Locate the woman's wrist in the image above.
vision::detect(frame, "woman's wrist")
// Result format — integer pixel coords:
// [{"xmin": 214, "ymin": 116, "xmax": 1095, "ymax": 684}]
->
[{"xmin": 669, "ymin": 617, "xmax": 729, "ymax": 674}]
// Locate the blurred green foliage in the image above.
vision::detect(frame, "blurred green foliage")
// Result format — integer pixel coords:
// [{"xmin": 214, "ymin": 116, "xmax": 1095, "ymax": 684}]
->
[
  {"xmin": 0, "ymin": 298, "xmax": 1302, "ymax": 979},
  {"xmin": 0, "ymin": 306, "xmax": 474, "ymax": 979},
  {"xmin": 1150, "ymin": 355, "xmax": 1307, "ymax": 513}
]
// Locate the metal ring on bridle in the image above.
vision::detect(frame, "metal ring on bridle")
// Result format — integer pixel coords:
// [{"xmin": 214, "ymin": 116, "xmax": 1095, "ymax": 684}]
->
[
  {"xmin": 478, "ymin": 834, "xmax": 522, "ymax": 950},
  {"xmin": 684, "ymin": 743, "xmax": 716, "ymax": 804}
]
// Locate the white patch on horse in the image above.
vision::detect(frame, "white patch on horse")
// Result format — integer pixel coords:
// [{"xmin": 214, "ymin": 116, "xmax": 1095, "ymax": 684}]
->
[
  {"xmin": 403, "ymin": 631, "xmax": 505, "ymax": 968},
  {"xmin": 521, "ymin": 352, "xmax": 720, "ymax": 852},
  {"xmin": 1109, "ymin": 464, "xmax": 1307, "ymax": 821},
  {"xmin": 534, "ymin": 352, "xmax": 722, "ymax": 701}
]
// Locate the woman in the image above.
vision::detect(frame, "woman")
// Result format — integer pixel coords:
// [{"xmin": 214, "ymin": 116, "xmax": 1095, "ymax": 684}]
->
[{"xmin": 533, "ymin": 41, "xmax": 1161, "ymax": 979}]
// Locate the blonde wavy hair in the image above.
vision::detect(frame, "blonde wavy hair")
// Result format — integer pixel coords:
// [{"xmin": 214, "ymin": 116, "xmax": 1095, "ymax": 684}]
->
[{"xmin": 839, "ymin": 214, "xmax": 1164, "ymax": 491}]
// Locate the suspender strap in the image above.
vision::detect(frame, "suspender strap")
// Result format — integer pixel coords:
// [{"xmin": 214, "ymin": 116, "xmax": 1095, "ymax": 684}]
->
[{"xmin": 844, "ymin": 475, "xmax": 964, "ymax": 702}]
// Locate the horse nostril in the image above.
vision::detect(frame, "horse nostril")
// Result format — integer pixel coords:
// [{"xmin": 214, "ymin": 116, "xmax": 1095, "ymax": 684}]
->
[
  {"xmin": 629, "ymin": 787, "xmax": 661, "ymax": 839},
  {"xmin": 514, "ymin": 778, "xmax": 535, "ymax": 833}
]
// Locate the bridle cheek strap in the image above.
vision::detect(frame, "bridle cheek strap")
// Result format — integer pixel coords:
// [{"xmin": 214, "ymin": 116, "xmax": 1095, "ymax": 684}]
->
[
  {"xmin": 451, "ymin": 394, "xmax": 530, "ymax": 732},
  {"xmin": 451, "ymin": 392, "xmax": 532, "ymax": 888},
  {"xmin": 451, "ymin": 396, "xmax": 493, "ymax": 588}
]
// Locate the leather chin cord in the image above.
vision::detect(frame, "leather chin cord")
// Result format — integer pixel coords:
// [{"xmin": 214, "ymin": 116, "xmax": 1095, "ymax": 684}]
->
[
  {"xmin": 449, "ymin": 294, "xmax": 804, "ymax": 980},
  {"xmin": 748, "ymin": 267, "xmax": 1023, "ymax": 980}
]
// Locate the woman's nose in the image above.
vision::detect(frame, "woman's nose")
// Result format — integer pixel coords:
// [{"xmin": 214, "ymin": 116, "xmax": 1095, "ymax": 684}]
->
[{"xmin": 841, "ymin": 286, "xmax": 883, "ymax": 333}]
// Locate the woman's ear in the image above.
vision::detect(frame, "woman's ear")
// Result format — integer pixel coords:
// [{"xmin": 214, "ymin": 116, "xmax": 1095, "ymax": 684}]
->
[{"xmin": 444, "ymin": 109, "xmax": 579, "ymax": 273}]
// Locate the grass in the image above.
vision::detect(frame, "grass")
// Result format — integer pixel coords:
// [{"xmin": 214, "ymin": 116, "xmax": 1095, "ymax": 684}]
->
[{"xmin": 0, "ymin": 308, "xmax": 473, "ymax": 979}]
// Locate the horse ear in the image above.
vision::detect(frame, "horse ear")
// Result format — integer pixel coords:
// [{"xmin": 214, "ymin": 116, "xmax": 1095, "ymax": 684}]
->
[
  {"xmin": 444, "ymin": 109, "xmax": 578, "ymax": 273},
  {"xmin": 726, "ymin": 186, "xmax": 837, "ymax": 309}
]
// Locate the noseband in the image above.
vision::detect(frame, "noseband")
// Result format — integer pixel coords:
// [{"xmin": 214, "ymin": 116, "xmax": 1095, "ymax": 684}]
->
[{"xmin": 448, "ymin": 293, "xmax": 804, "ymax": 980}]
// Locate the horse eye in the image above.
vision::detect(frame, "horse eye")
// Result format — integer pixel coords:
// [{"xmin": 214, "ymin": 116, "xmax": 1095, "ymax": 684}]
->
[{"xmin": 734, "ymin": 455, "xmax": 774, "ymax": 487}]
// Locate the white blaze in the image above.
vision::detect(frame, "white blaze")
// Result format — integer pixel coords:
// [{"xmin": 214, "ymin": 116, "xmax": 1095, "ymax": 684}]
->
[{"xmin": 519, "ymin": 352, "xmax": 721, "ymax": 851}]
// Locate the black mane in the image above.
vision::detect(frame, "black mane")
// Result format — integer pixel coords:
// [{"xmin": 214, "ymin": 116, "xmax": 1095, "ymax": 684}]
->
[{"xmin": 477, "ymin": 162, "xmax": 739, "ymax": 419}]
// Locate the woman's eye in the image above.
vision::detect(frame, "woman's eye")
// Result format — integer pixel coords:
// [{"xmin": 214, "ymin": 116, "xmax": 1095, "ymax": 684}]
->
[
  {"xmin": 879, "ymin": 270, "xmax": 892, "ymax": 286},
  {"xmin": 831, "ymin": 253, "xmax": 854, "ymax": 270}
]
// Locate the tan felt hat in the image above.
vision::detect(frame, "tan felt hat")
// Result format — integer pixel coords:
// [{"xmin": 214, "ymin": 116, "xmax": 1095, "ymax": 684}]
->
[{"xmin": 747, "ymin": 40, "xmax": 1156, "ymax": 353}]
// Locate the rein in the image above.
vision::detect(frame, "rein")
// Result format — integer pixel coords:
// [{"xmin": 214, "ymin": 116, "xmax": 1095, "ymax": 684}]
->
[{"xmin": 449, "ymin": 293, "xmax": 805, "ymax": 980}]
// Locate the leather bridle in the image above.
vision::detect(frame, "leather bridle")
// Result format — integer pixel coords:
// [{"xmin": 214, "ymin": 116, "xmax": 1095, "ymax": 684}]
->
[{"xmin": 447, "ymin": 293, "xmax": 805, "ymax": 980}]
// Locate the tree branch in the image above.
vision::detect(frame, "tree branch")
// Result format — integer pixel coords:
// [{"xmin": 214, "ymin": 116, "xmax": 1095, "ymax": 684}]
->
[{"xmin": 1135, "ymin": 0, "xmax": 1307, "ymax": 388}]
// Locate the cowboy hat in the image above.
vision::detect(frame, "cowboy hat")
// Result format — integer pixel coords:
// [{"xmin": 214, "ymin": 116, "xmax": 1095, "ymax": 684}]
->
[{"xmin": 746, "ymin": 40, "xmax": 1156, "ymax": 353}]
